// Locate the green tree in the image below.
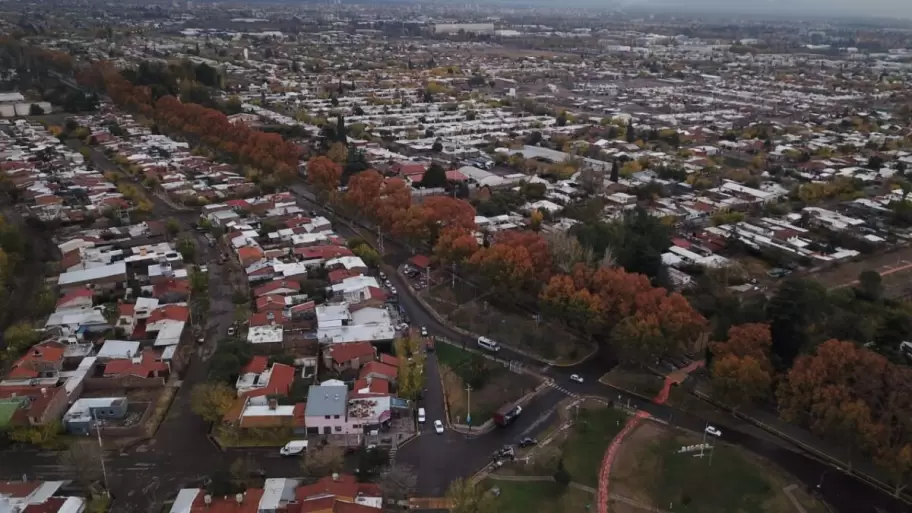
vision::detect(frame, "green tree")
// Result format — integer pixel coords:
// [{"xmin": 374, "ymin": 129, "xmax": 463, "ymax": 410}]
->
[
  {"xmin": 857, "ymin": 270, "xmax": 883, "ymax": 301},
  {"xmin": 352, "ymin": 243, "xmax": 382, "ymax": 268},
  {"xmin": 29, "ymin": 104, "xmax": 44, "ymax": 116},
  {"xmin": 190, "ymin": 382, "xmax": 236, "ymax": 423},
  {"xmin": 553, "ymin": 458, "xmax": 571, "ymax": 486},
  {"xmin": 165, "ymin": 218, "xmax": 180, "ymax": 239},
  {"xmin": 177, "ymin": 237, "xmax": 196, "ymax": 263},
  {"xmin": 766, "ymin": 277, "xmax": 830, "ymax": 369},
  {"xmin": 9, "ymin": 422, "xmax": 61, "ymax": 447},
  {"xmin": 571, "ymin": 207, "xmax": 670, "ymax": 280},
  {"xmin": 420, "ymin": 163, "xmax": 449, "ymax": 189},
  {"xmin": 4, "ymin": 322, "xmax": 39, "ymax": 355}
]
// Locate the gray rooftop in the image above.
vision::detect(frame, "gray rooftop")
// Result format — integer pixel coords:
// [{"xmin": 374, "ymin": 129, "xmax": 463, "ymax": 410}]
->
[{"xmin": 304, "ymin": 385, "xmax": 348, "ymax": 417}]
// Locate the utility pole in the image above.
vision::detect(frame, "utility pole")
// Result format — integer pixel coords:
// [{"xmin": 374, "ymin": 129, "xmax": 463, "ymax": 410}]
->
[
  {"xmin": 466, "ymin": 384, "xmax": 472, "ymax": 425},
  {"xmin": 378, "ymin": 230, "xmax": 384, "ymax": 254},
  {"xmin": 92, "ymin": 409, "xmax": 110, "ymax": 496},
  {"xmin": 698, "ymin": 422, "xmax": 708, "ymax": 460},
  {"xmin": 451, "ymin": 262, "xmax": 456, "ymax": 289}
]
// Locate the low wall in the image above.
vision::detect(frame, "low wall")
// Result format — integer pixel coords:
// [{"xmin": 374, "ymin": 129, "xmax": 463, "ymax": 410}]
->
[{"xmin": 83, "ymin": 375, "xmax": 165, "ymax": 391}]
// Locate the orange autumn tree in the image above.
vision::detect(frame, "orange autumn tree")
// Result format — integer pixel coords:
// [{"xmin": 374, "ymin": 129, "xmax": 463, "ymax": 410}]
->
[
  {"xmin": 540, "ymin": 264, "xmax": 706, "ymax": 364},
  {"xmin": 345, "ymin": 169, "xmax": 384, "ymax": 215},
  {"xmin": 777, "ymin": 339, "xmax": 888, "ymax": 470},
  {"xmin": 709, "ymin": 323, "xmax": 774, "ymax": 409},
  {"xmin": 376, "ymin": 178, "xmax": 412, "ymax": 233},
  {"xmin": 306, "ymin": 156, "xmax": 342, "ymax": 202},
  {"xmin": 468, "ymin": 243, "xmax": 535, "ymax": 294},
  {"xmin": 421, "ymin": 196, "xmax": 476, "ymax": 243},
  {"xmin": 493, "ymin": 231, "xmax": 552, "ymax": 284},
  {"xmin": 434, "ymin": 227, "xmax": 479, "ymax": 265}
]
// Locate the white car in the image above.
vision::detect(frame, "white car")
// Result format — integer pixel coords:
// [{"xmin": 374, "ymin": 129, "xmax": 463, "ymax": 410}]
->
[
  {"xmin": 420, "ymin": 326, "xmax": 428, "ymax": 337},
  {"xmin": 434, "ymin": 420, "xmax": 444, "ymax": 434},
  {"xmin": 705, "ymin": 425, "xmax": 722, "ymax": 437},
  {"xmin": 390, "ymin": 287, "xmax": 397, "ymax": 295},
  {"xmin": 227, "ymin": 327, "xmax": 236, "ymax": 336},
  {"xmin": 570, "ymin": 374, "xmax": 584, "ymax": 384},
  {"xmin": 279, "ymin": 440, "xmax": 308, "ymax": 456}
]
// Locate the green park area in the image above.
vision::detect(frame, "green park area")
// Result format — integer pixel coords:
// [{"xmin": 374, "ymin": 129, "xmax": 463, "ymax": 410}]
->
[
  {"xmin": 435, "ymin": 342, "xmax": 538, "ymax": 425},
  {"xmin": 482, "ymin": 480, "xmax": 593, "ymax": 513},
  {"xmin": 610, "ymin": 422, "xmax": 828, "ymax": 513}
]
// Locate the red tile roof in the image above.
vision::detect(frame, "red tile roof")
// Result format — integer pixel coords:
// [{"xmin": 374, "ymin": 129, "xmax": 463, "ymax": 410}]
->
[
  {"xmin": 242, "ymin": 363, "xmax": 295, "ymax": 398},
  {"xmin": 147, "ymin": 304, "xmax": 189, "ymax": 324},
  {"xmin": 409, "ymin": 254, "xmax": 430, "ymax": 269},
  {"xmin": 296, "ymin": 474, "xmax": 362, "ymax": 501},
  {"xmin": 21, "ymin": 496, "xmax": 67, "ymax": 513},
  {"xmin": 118, "ymin": 303, "xmax": 135, "ymax": 317},
  {"xmin": 238, "ymin": 246, "xmax": 265, "ymax": 265},
  {"xmin": 253, "ymin": 280, "xmax": 301, "ymax": 297},
  {"xmin": 241, "ymin": 355, "xmax": 269, "ymax": 374},
  {"xmin": 256, "ymin": 294, "xmax": 287, "ymax": 312},
  {"xmin": 0, "ymin": 481, "xmax": 41, "ymax": 498},
  {"xmin": 294, "ymin": 245, "xmax": 353, "ymax": 260},
  {"xmin": 327, "ymin": 342, "xmax": 375, "ymax": 365},
  {"xmin": 358, "ymin": 361, "xmax": 397, "ymax": 381},
  {"xmin": 8, "ymin": 342, "xmax": 66, "ymax": 379},
  {"xmin": 153, "ymin": 278, "xmax": 191, "ymax": 298},
  {"xmin": 55, "ymin": 288, "xmax": 93, "ymax": 308},
  {"xmin": 248, "ymin": 311, "xmax": 289, "ymax": 327},
  {"xmin": 189, "ymin": 488, "xmax": 263, "ymax": 513},
  {"xmin": 103, "ymin": 349, "xmax": 169, "ymax": 378},
  {"xmin": 353, "ymin": 377, "xmax": 390, "ymax": 394},
  {"xmin": 379, "ymin": 354, "xmax": 397, "ymax": 367},
  {"xmin": 367, "ymin": 287, "xmax": 388, "ymax": 301},
  {"xmin": 328, "ymin": 268, "xmax": 361, "ymax": 284}
]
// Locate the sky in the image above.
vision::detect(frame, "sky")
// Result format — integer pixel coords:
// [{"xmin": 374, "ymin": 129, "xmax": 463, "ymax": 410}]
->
[{"xmin": 622, "ymin": 0, "xmax": 912, "ymax": 19}]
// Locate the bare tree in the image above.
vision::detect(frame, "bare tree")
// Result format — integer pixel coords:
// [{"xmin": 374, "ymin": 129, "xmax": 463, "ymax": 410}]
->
[
  {"xmin": 379, "ymin": 463, "xmax": 418, "ymax": 502},
  {"xmin": 57, "ymin": 442, "xmax": 104, "ymax": 489},
  {"xmin": 599, "ymin": 246, "xmax": 616, "ymax": 268},
  {"xmin": 545, "ymin": 231, "xmax": 594, "ymax": 273},
  {"xmin": 300, "ymin": 445, "xmax": 345, "ymax": 477}
]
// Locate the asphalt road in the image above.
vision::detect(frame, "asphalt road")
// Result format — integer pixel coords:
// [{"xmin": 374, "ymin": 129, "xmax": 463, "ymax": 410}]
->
[{"xmin": 287, "ymin": 185, "xmax": 911, "ymax": 513}]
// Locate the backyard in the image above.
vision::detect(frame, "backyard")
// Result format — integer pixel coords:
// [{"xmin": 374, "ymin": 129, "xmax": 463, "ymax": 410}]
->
[
  {"xmin": 436, "ymin": 342, "xmax": 538, "ymax": 425},
  {"xmin": 610, "ymin": 422, "xmax": 829, "ymax": 513}
]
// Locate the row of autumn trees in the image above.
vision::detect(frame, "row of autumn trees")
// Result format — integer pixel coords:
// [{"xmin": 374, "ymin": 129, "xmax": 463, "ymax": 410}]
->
[
  {"xmin": 308, "ymin": 158, "xmax": 707, "ymax": 365},
  {"xmin": 711, "ymin": 322, "xmax": 912, "ymax": 492},
  {"xmin": 77, "ymin": 62, "xmax": 301, "ymax": 181}
]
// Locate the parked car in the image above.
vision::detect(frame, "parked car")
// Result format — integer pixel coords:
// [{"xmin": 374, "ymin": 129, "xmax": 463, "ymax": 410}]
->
[
  {"xmin": 227, "ymin": 326, "xmax": 236, "ymax": 336},
  {"xmin": 570, "ymin": 374, "xmax": 584, "ymax": 384},
  {"xmin": 418, "ymin": 408, "xmax": 426, "ymax": 423},
  {"xmin": 434, "ymin": 420, "xmax": 444, "ymax": 434},
  {"xmin": 705, "ymin": 425, "xmax": 722, "ymax": 437},
  {"xmin": 518, "ymin": 437, "xmax": 538, "ymax": 448},
  {"xmin": 420, "ymin": 326, "xmax": 428, "ymax": 337},
  {"xmin": 279, "ymin": 440, "xmax": 308, "ymax": 456}
]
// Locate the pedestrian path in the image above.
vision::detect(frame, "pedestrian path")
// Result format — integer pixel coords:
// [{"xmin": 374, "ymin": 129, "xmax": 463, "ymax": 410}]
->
[{"xmin": 597, "ymin": 361, "xmax": 704, "ymax": 513}]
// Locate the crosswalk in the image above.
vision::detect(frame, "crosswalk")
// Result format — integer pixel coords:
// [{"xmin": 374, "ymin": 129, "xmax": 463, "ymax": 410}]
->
[{"xmin": 549, "ymin": 382, "xmax": 580, "ymax": 398}]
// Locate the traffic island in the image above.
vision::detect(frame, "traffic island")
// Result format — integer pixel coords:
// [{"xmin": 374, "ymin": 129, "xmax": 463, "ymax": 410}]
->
[{"xmin": 435, "ymin": 342, "xmax": 541, "ymax": 432}]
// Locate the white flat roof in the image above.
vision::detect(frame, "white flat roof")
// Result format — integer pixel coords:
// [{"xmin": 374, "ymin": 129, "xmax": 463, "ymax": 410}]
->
[
  {"xmin": 247, "ymin": 325, "xmax": 283, "ymax": 344},
  {"xmin": 97, "ymin": 340, "xmax": 141, "ymax": 359},
  {"xmin": 169, "ymin": 489, "xmax": 201, "ymax": 513},
  {"xmin": 58, "ymin": 261, "xmax": 126, "ymax": 286}
]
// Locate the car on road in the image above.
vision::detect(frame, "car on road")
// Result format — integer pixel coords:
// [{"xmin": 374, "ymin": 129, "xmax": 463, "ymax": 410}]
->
[
  {"xmin": 518, "ymin": 437, "xmax": 538, "ymax": 448},
  {"xmin": 420, "ymin": 326, "xmax": 428, "ymax": 337},
  {"xmin": 434, "ymin": 420, "xmax": 444, "ymax": 434},
  {"xmin": 418, "ymin": 408, "xmax": 426, "ymax": 424},
  {"xmin": 705, "ymin": 425, "xmax": 722, "ymax": 437},
  {"xmin": 227, "ymin": 327, "xmax": 236, "ymax": 336},
  {"xmin": 390, "ymin": 286, "xmax": 397, "ymax": 295},
  {"xmin": 570, "ymin": 374, "xmax": 584, "ymax": 384},
  {"xmin": 379, "ymin": 272, "xmax": 387, "ymax": 280},
  {"xmin": 279, "ymin": 440, "xmax": 308, "ymax": 456}
]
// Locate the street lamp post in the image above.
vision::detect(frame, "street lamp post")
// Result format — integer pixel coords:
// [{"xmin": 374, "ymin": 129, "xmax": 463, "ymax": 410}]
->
[
  {"xmin": 92, "ymin": 409, "xmax": 110, "ymax": 496},
  {"xmin": 466, "ymin": 384, "xmax": 472, "ymax": 426}
]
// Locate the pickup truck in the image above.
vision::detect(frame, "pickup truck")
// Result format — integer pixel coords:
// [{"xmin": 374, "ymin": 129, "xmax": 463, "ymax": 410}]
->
[{"xmin": 493, "ymin": 403, "xmax": 523, "ymax": 427}]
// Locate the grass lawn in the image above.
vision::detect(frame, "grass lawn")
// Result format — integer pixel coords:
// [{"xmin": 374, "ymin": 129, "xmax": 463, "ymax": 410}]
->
[
  {"xmin": 213, "ymin": 424, "xmax": 294, "ymax": 448},
  {"xmin": 599, "ymin": 367, "xmax": 665, "ymax": 399},
  {"xmin": 562, "ymin": 405, "xmax": 629, "ymax": 488},
  {"xmin": 436, "ymin": 342, "xmax": 537, "ymax": 425},
  {"xmin": 611, "ymin": 423, "xmax": 829, "ymax": 513},
  {"xmin": 482, "ymin": 480, "xmax": 593, "ymax": 513}
]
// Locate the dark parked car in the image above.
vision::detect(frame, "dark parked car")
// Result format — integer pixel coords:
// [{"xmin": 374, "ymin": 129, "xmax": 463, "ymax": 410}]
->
[{"xmin": 518, "ymin": 437, "xmax": 538, "ymax": 448}]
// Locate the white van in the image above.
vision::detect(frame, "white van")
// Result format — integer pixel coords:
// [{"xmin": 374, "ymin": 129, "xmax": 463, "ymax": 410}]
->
[
  {"xmin": 418, "ymin": 407, "xmax": 427, "ymax": 423},
  {"xmin": 477, "ymin": 336, "xmax": 500, "ymax": 352},
  {"xmin": 279, "ymin": 440, "xmax": 308, "ymax": 456}
]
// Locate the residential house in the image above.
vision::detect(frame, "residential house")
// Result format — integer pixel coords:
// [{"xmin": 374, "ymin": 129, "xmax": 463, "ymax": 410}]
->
[
  {"xmin": 0, "ymin": 481, "xmax": 86, "ymax": 513},
  {"xmin": 62, "ymin": 397, "xmax": 129, "ymax": 435},
  {"xmin": 57, "ymin": 261, "xmax": 127, "ymax": 294},
  {"xmin": 54, "ymin": 289, "xmax": 94, "ymax": 310},
  {"xmin": 7, "ymin": 342, "xmax": 65, "ymax": 381},
  {"xmin": 323, "ymin": 342, "xmax": 376, "ymax": 373},
  {"xmin": 0, "ymin": 385, "xmax": 69, "ymax": 428}
]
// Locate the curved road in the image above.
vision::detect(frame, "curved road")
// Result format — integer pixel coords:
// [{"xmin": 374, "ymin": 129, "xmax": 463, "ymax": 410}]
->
[{"xmin": 289, "ymin": 185, "xmax": 910, "ymax": 513}]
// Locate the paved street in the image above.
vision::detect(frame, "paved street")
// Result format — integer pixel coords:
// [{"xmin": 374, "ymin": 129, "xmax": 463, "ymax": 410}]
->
[{"xmin": 0, "ymin": 177, "xmax": 908, "ymax": 513}]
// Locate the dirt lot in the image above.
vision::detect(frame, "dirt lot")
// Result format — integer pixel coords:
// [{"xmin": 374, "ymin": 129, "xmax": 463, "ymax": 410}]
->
[
  {"xmin": 808, "ymin": 245, "xmax": 912, "ymax": 297},
  {"xmin": 610, "ymin": 422, "xmax": 829, "ymax": 513}
]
